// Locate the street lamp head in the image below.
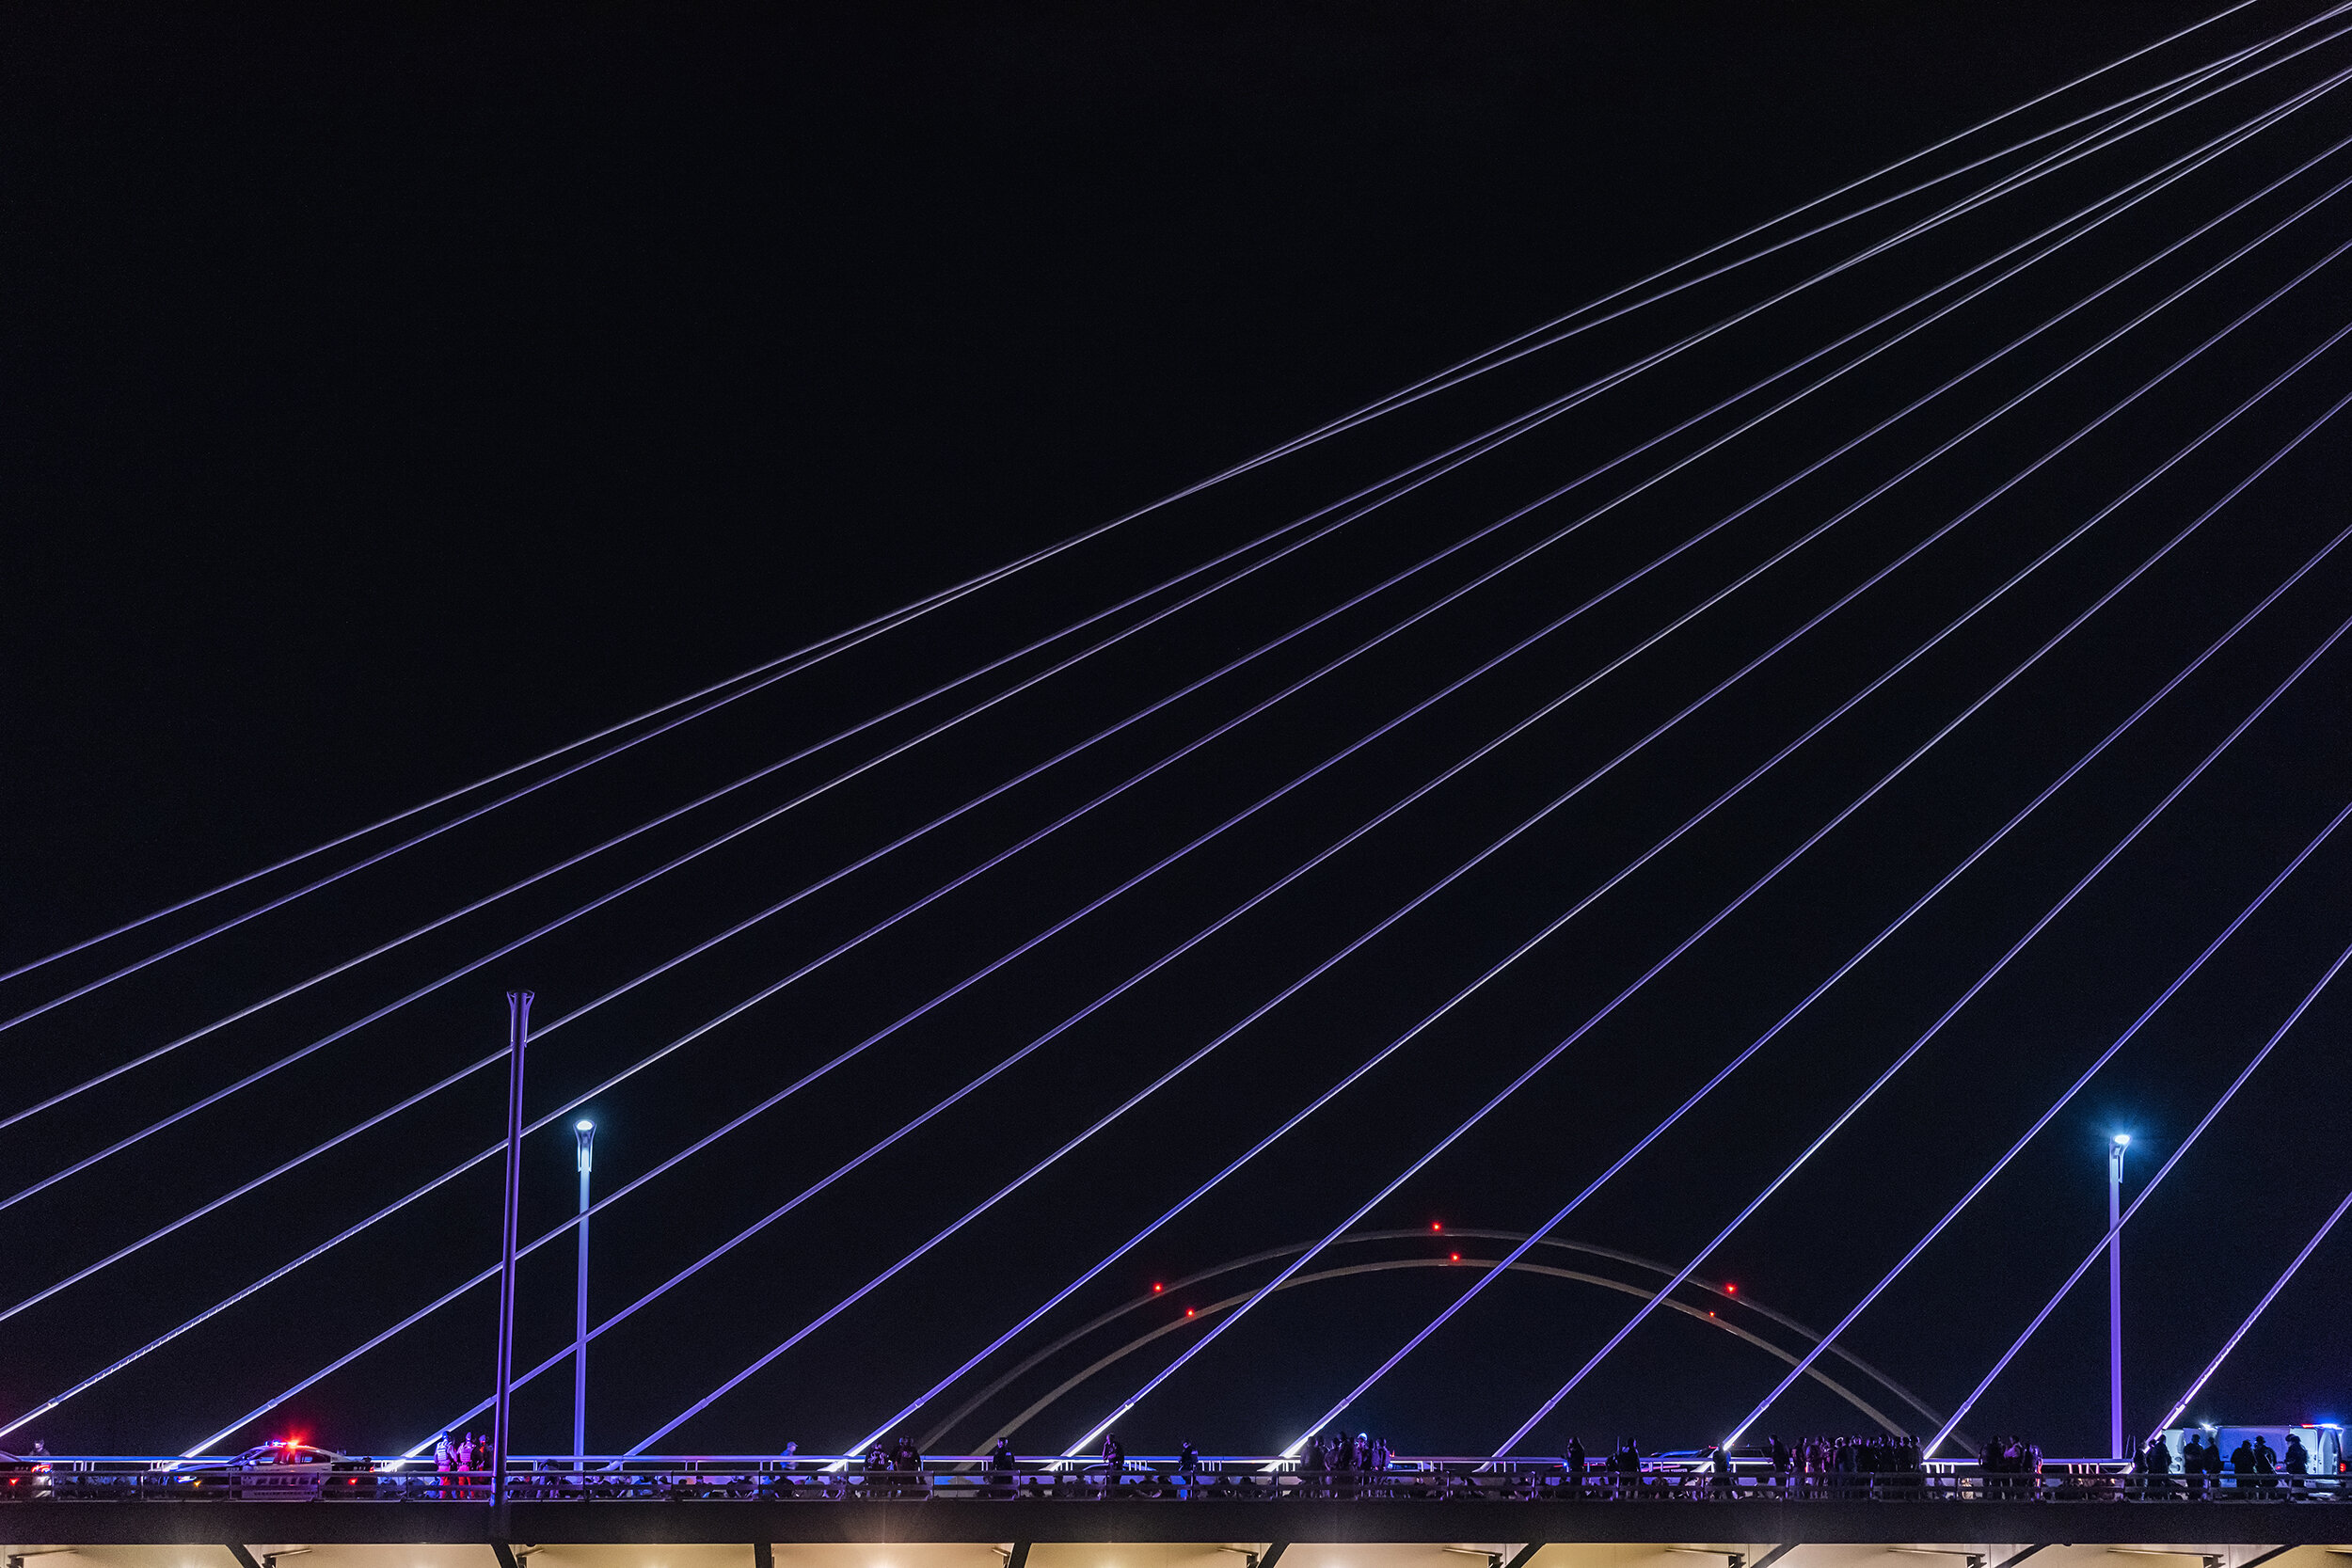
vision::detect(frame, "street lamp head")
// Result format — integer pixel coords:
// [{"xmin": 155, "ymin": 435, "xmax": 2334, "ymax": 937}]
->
[
  {"xmin": 2112, "ymin": 1132, "xmax": 2131, "ymax": 1148},
  {"xmin": 576, "ymin": 1119, "xmax": 594, "ymax": 1132},
  {"xmin": 573, "ymin": 1118, "xmax": 596, "ymax": 1174}
]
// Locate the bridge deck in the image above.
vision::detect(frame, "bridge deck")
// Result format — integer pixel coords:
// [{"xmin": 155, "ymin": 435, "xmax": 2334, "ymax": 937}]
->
[{"xmin": 4, "ymin": 1498, "xmax": 2345, "ymax": 1546}]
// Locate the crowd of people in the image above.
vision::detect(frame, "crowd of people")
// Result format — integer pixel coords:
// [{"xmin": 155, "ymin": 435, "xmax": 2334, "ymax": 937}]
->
[
  {"xmin": 428, "ymin": 1432, "xmax": 494, "ymax": 1498},
  {"xmin": 1295, "ymin": 1430, "xmax": 1398, "ymax": 1485},
  {"xmin": 2137, "ymin": 1430, "xmax": 2316, "ymax": 1495},
  {"xmin": 20, "ymin": 1423, "xmax": 2349, "ymax": 1506},
  {"xmin": 1746, "ymin": 1433, "xmax": 1940, "ymax": 1495}
]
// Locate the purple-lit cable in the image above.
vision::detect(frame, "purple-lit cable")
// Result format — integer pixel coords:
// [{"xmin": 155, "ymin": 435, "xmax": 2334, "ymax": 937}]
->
[
  {"xmin": 1401, "ymin": 0, "xmax": 2352, "ymax": 446},
  {"xmin": 1926, "ymin": 926, "xmax": 2352, "ymax": 1452},
  {"xmin": 135, "ymin": 116, "xmax": 2352, "ymax": 1462},
  {"xmin": 9, "ymin": 296, "xmax": 1713, "ymax": 1203},
  {"xmin": 1307, "ymin": 448, "xmax": 2352, "ymax": 1456},
  {"xmin": 192, "ymin": 192, "xmax": 2296, "ymax": 1454},
  {"xmin": 52, "ymin": 65, "xmax": 2334, "ymax": 1454},
  {"xmin": 0, "ymin": 5, "xmax": 2271, "ymax": 1029},
  {"xmin": 593, "ymin": 125, "xmax": 2352, "ymax": 1457},
  {"xmin": 0, "ymin": 360, "xmax": 1539, "ymax": 1110},
  {"xmin": 674, "ymin": 261, "xmax": 2343, "ymax": 1465},
  {"xmin": 1492, "ymin": 502, "xmax": 2352, "ymax": 1457},
  {"xmin": 1678, "ymin": 426, "xmax": 2348, "ymax": 1450},
  {"xmin": 0, "ymin": 574, "xmax": 1067, "ymax": 996},
  {"xmin": 390, "ymin": 423, "xmax": 2080, "ymax": 1457},
  {"xmin": 1196, "ymin": 0, "xmax": 2271, "ymax": 447},
  {"xmin": 119, "ymin": 40, "xmax": 2352, "ymax": 1457},
  {"xmin": 2155, "ymin": 1179, "xmax": 2352, "ymax": 1433},
  {"xmin": 17, "ymin": 27, "xmax": 2323, "ymax": 1213},
  {"xmin": 1056, "ymin": 270, "xmax": 2352, "ymax": 1460},
  {"xmin": 1226, "ymin": 0, "xmax": 2336, "ymax": 476},
  {"xmin": 199, "ymin": 281, "xmax": 2262, "ymax": 1453},
  {"xmin": 856, "ymin": 201, "xmax": 2352, "ymax": 1466}
]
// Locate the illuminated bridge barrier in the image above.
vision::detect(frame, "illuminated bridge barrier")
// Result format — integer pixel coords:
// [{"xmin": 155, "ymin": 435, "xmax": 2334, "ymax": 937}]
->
[{"xmin": 5, "ymin": 1461, "xmax": 2348, "ymax": 1558}]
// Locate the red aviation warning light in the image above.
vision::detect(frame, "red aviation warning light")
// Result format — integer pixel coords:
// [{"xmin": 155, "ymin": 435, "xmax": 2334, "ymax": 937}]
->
[{"xmin": 1152, "ymin": 1283, "xmax": 1163, "ymax": 1292}]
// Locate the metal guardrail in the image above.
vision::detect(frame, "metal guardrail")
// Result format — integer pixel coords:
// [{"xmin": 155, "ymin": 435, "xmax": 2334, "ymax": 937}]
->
[{"xmin": 2, "ymin": 1457, "xmax": 2345, "ymax": 1503}]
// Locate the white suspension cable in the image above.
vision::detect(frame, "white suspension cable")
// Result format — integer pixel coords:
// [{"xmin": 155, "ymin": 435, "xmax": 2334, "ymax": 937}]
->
[
  {"xmin": 41, "ymin": 50, "xmax": 2320, "ymax": 1453},
  {"xmin": 1058, "ymin": 269, "xmax": 2352, "ymax": 1461},
  {"xmin": 1926, "ymin": 924, "xmax": 2352, "ymax": 1451},
  {"xmin": 2155, "ymin": 1171, "xmax": 2352, "ymax": 1432},
  {"xmin": 162, "ymin": 82, "xmax": 2352, "ymax": 1455},
  {"xmin": 1306, "ymin": 503, "xmax": 2352, "ymax": 1456},
  {"xmin": 0, "ymin": 0, "xmax": 2261, "ymax": 1004},
  {"xmin": 16, "ymin": 5, "xmax": 2317, "ymax": 1210},
  {"xmin": 30, "ymin": 36, "xmax": 2341, "ymax": 1357}
]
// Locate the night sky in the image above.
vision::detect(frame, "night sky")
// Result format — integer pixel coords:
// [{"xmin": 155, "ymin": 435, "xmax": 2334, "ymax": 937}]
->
[{"xmin": 4, "ymin": 1, "xmax": 2349, "ymax": 1463}]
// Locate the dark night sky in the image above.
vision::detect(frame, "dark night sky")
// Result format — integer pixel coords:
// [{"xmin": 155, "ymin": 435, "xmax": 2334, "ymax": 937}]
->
[{"xmin": 3, "ymin": 1, "xmax": 2349, "ymax": 1462}]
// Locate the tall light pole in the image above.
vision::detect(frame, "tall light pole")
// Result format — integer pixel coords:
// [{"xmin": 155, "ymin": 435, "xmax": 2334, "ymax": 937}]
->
[
  {"xmin": 493, "ymin": 990, "xmax": 532, "ymax": 1518},
  {"xmin": 572, "ymin": 1118, "xmax": 595, "ymax": 1465},
  {"xmin": 2109, "ymin": 1131, "xmax": 2130, "ymax": 1461}
]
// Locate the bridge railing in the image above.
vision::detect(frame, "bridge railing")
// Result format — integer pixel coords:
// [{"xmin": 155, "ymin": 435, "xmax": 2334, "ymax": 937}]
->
[{"xmin": 1, "ymin": 1454, "xmax": 2344, "ymax": 1503}]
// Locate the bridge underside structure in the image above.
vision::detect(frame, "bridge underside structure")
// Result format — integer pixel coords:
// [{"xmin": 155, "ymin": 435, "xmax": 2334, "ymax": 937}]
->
[{"xmin": 5, "ymin": 1506, "xmax": 2347, "ymax": 1560}]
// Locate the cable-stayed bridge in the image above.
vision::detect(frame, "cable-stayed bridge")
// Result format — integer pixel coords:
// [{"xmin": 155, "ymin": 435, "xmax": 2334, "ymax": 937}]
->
[{"xmin": 7, "ymin": 4, "xmax": 2352, "ymax": 1561}]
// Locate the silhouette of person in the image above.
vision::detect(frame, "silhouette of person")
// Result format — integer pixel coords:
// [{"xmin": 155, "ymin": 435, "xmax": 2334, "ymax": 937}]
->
[
  {"xmin": 2142, "ymin": 1433, "xmax": 2171, "ymax": 1498},
  {"xmin": 988, "ymin": 1438, "xmax": 1015, "ymax": 1500}
]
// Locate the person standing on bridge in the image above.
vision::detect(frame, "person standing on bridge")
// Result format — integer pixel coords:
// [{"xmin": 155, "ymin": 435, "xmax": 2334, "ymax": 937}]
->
[
  {"xmin": 898, "ymin": 1434, "xmax": 926, "ymax": 1499},
  {"xmin": 2283, "ymin": 1430, "xmax": 2310, "ymax": 1494},
  {"xmin": 987, "ymin": 1438, "xmax": 1015, "ymax": 1500},
  {"xmin": 1099, "ymin": 1432, "xmax": 1124, "ymax": 1497}
]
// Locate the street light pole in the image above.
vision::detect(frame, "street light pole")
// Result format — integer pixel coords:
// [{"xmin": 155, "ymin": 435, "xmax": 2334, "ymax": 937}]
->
[
  {"xmin": 573, "ymin": 1118, "xmax": 595, "ymax": 1465},
  {"xmin": 2109, "ymin": 1132, "xmax": 2129, "ymax": 1462}
]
